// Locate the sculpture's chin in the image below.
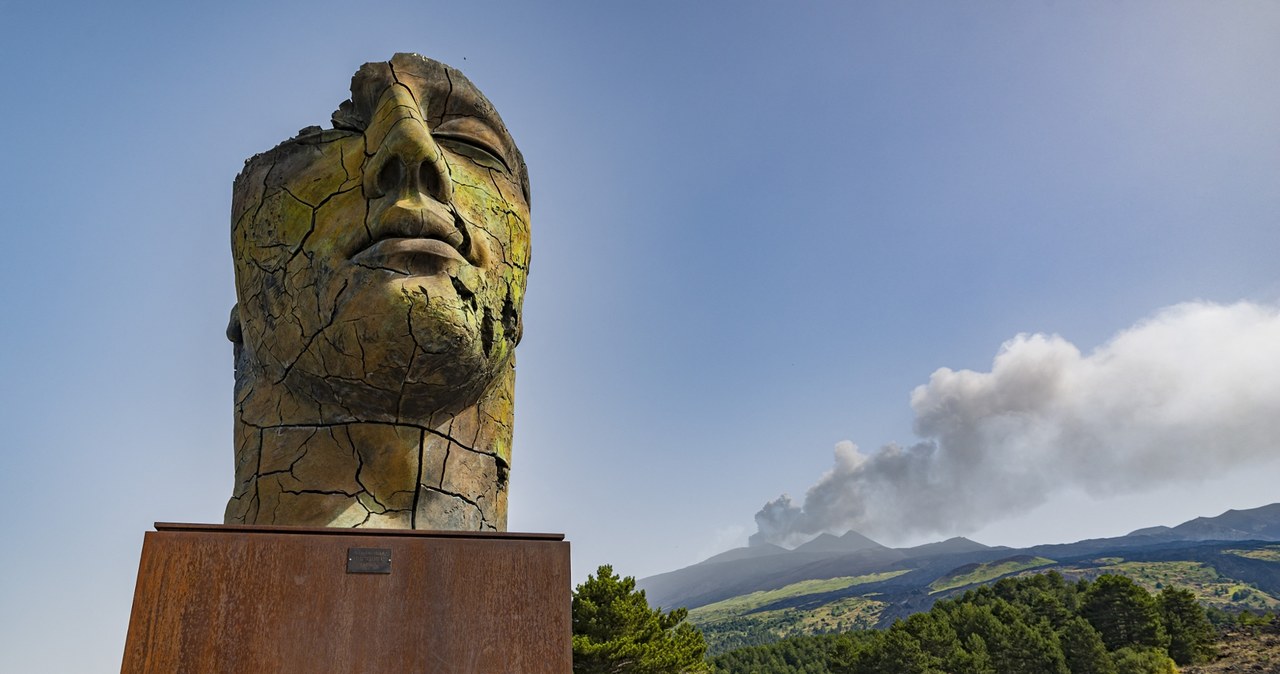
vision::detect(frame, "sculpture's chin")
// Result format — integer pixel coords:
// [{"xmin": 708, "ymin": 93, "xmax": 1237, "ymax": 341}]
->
[
  {"xmin": 249, "ymin": 339, "xmax": 503, "ymax": 427},
  {"xmin": 254, "ymin": 295, "xmax": 505, "ymax": 425}
]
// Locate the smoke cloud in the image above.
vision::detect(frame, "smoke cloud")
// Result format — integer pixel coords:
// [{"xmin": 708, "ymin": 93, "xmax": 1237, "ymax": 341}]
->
[{"xmin": 751, "ymin": 301, "xmax": 1280, "ymax": 547}]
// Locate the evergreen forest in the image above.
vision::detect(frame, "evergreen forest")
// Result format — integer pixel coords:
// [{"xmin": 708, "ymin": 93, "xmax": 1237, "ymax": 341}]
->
[{"xmin": 708, "ymin": 572, "xmax": 1219, "ymax": 674}]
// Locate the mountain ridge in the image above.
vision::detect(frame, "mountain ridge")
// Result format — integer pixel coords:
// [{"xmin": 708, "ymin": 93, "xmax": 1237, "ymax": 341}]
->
[
  {"xmin": 637, "ymin": 503, "xmax": 1280, "ymax": 655},
  {"xmin": 639, "ymin": 502, "xmax": 1280, "ymax": 612}
]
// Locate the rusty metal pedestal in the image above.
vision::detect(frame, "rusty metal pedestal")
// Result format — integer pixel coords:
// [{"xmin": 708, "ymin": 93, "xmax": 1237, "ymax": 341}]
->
[{"xmin": 121, "ymin": 523, "xmax": 571, "ymax": 673}]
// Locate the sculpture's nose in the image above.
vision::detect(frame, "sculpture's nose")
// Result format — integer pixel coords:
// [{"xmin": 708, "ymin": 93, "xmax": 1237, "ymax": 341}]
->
[{"xmin": 362, "ymin": 86, "xmax": 452, "ymax": 205}]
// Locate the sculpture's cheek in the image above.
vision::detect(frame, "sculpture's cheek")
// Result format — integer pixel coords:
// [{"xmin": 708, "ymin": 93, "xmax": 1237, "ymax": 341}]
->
[
  {"xmin": 234, "ymin": 188, "xmax": 313, "ymax": 274},
  {"xmin": 283, "ymin": 133, "xmax": 363, "ymax": 206},
  {"xmin": 447, "ymin": 159, "xmax": 528, "ymax": 262},
  {"xmin": 446, "ymin": 160, "xmax": 529, "ymax": 349},
  {"xmin": 305, "ymin": 184, "xmax": 367, "ymax": 265}
]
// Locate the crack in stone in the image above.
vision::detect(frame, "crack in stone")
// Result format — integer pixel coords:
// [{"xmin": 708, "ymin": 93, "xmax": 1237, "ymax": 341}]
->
[
  {"xmin": 244, "ymin": 157, "xmax": 277, "ymax": 237},
  {"xmin": 437, "ymin": 68, "xmax": 454, "ymax": 128},
  {"xmin": 348, "ymin": 428, "xmax": 389, "ymax": 513},
  {"xmin": 439, "ymin": 440, "xmax": 453, "ymax": 490},
  {"xmin": 410, "ymin": 428, "xmax": 425, "ymax": 527},
  {"xmin": 450, "ymin": 442, "xmax": 500, "ymax": 461},
  {"xmin": 275, "ymin": 278, "xmax": 350, "ymax": 384},
  {"xmin": 353, "ymin": 260, "xmax": 413, "ymax": 275},
  {"xmin": 284, "ymin": 487, "xmax": 360, "ymax": 497},
  {"xmin": 423, "ymin": 485, "xmax": 481, "ymax": 510}
]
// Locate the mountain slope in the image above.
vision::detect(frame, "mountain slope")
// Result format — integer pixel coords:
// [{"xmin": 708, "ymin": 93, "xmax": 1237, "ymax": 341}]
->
[
  {"xmin": 1172, "ymin": 503, "xmax": 1280, "ymax": 541},
  {"xmin": 636, "ymin": 503, "xmax": 1280, "ymax": 655},
  {"xmin": 793, "ymin": 531, "xmax": 887, "ymax": 555},
  {"xmin": 642, "ymin": 546, "xmax": 908, "ymax": 611}
]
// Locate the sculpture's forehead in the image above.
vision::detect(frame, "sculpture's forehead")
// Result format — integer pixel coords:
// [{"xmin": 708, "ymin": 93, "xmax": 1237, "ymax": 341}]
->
[
  {"xmin": 394, "ymin": 60, "xmax": 489, "ymax": 116},
  {"xmin": 352, "ymin": 54, "xmax": 504, "ymax": 131}
]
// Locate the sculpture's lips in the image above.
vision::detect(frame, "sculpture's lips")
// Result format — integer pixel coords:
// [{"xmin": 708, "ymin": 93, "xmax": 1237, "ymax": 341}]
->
[{"xmin": 351, "ymin": 237, "xmax": 467, "ymax": 274}]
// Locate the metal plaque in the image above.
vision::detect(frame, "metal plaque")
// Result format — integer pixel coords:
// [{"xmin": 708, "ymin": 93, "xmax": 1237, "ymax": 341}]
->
[{"xmin": 346, "ymin": 547, "xmax": 392, "ymax": 574}]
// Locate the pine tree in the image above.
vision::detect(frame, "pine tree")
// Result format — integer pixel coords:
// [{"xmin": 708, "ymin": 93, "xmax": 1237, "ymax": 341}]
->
[
  {"xmin": 1158, "ymin": 587, "xmax": 1216, "ymax": 665},
  {"xmin": 856, "ymin": 626, "xmax": 945, "ymax": 674},
  {"xmin": 573, "ymin": 565, "xmax": 709, "ymax": 674},
  {"xmin": 1060, "ymin": 616, "xmax": 1117, "ymax": 674},
  {"xmin": 1079, "ymin": 575, "xmax": 1169, "ymax": 652}
]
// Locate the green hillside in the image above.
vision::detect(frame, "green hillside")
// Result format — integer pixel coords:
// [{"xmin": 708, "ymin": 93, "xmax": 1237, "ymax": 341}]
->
[
  {"xmin": 928, "ymin": 556, "xmax": 1056, "ymax": 593},
  {"xmin": 1076, "ymin": 559, "xmax": 1280, "ymax": 612},
  {"xmin": 687, "ymin": 541, "xmax": 1279, "ymax": 655},
  {"xmin": 689, "ymin": 571, "xmax": 908, "ymax": 654},
  {"xmin": 1224, "ymin": 544, "xmax": 1280, "ymax": 563}
]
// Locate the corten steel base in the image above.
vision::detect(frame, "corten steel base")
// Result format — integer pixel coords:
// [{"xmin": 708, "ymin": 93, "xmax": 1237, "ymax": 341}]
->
[{"xmin": 121, "ymin": 523, "xmax": 571, "ymax": 673}]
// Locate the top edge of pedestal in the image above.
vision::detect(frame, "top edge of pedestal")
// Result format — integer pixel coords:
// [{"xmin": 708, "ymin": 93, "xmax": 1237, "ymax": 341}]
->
[{"xmin": 154, "ymin": 522, "xmax": 565, "ymax": 541}]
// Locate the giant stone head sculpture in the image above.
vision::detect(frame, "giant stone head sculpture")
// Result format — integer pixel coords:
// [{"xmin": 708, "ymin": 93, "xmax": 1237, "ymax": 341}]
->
[{"xmin": 224, "ymin": 54, "xmax": 529, "ymax": 530}]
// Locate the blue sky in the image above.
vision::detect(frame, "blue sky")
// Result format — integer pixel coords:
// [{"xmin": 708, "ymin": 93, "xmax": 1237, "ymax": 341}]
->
[{"xmin": 3, "ymin": 1, "xmax": 1279, "ymax": 670}]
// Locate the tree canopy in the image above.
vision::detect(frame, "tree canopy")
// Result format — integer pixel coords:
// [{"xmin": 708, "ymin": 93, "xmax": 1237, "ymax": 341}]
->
[
  {"xmin": 573, "ymin": 564, "xmax": 709, "ymax": 674},
  {"xmin": 712, "ymin": 572, "xmax": 1215, "ymax": 674},
  {"xmin": 1158, "ymin": 587, "xmax": 1217, "ymax": 665}
]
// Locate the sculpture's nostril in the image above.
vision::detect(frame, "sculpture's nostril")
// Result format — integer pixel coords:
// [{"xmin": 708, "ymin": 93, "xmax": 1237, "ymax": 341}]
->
[
  {"xmin": 377, "ymin": 159, "xmax": 403, "ymax": 196},
  {"xmin": 419, "ymin": 160, "xmax": 443, "ymax": 200}
]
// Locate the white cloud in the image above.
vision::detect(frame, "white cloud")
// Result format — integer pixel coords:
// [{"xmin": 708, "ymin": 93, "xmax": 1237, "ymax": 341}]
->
[{"xmin": 753, "ymin": 301, "xmax": 1280, "ymax": 546}]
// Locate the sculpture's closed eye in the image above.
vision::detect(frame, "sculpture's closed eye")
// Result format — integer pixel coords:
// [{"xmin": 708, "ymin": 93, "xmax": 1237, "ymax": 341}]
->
[{"xmin": 433, "ymin": 117, "xmax": 512, "ymax": 172}]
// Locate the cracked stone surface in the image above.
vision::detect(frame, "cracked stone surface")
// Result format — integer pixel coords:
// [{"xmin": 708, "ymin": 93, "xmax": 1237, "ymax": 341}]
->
[{"xmin": 224, "ymin": 53, "xmax": 529, "ymax": 531}]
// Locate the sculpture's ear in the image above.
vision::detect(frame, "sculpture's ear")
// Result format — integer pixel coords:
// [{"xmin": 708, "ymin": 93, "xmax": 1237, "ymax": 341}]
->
[{"xmin": 226, "ymin": 304, "xmax": 243, "ymax": 345}]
